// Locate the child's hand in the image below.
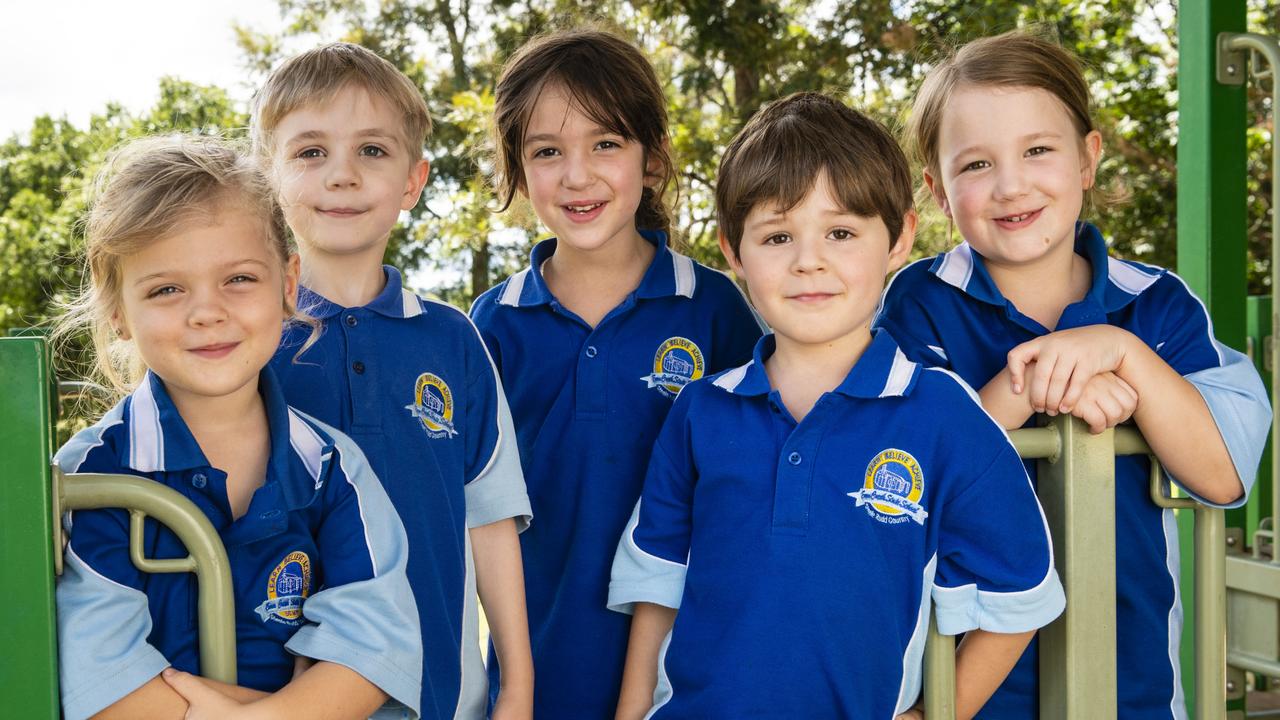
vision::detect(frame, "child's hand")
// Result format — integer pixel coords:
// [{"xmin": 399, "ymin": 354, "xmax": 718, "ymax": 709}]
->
[
  {"xmin": 1071, "ymin": 371, "xmax": 1138, "ymax": 434},
  {"xmin": 162, "ymin": 667, "xmax": 253, "ymax": 720},
  {"xmin": 1006, "ymin": 326, "xmax": 1132, "ymax": 415}
]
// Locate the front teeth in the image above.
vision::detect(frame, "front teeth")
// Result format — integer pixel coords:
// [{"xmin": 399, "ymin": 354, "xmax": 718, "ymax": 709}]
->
[
  {"xmin": 566, "ymin": 203, "xmax": 602, "ymax": 214},
  {"xmin": 1000, "ymin": 211, "xmax": 1033, "ymax": 222}
]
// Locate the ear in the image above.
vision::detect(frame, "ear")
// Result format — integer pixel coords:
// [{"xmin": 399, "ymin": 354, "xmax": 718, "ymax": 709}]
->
[
  {"xmin": 401, "ymin": 158, "xmax": 431, "ymax": 211},
  {"xmin": 718, "ymin": 231, "xmax": 744, "ymax": 276},
  {"xmin": 922, "ymin": 169, "xmax": 951, "ymax": 218},
  {"xmin": 887, "ymin": 210, "xmax": 918, "ymax": 275},
  {"xmin": 1080, "ymin": 130, "xmax": 1103, "ymax": 190},
  {"xmin": 282, "ymin": 253, "xmax": 301, "ymax": 316},
  {"xmin": 643, "ymin": 138, "xmax": 671, "ymax": 189},
  {"xmin": 110, "ymin": 308, "xmax": 131, "ymax": 341}
]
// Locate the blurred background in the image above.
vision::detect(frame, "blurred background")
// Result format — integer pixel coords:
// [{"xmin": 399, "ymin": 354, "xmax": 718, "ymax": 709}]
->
[{"xmin": 2, "ymin": 0, "xmax": 1277, "ymax": 325}]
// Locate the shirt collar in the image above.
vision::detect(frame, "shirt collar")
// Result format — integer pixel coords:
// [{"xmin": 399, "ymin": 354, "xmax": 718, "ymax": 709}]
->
[
  {"xmin": 122, "ymin": 368, "xmax": 334, "ymax": 510},
  {"xmin": 496, "ymin": 229, "xmax": 697, "ymax": 307},
  {"xmin": 712, "ymin": 329, "xmax": 920, "ymax": 400},
  {"xmin": 928, "ymin": 222, "xmax": 1164, "ymax": 316},
  {"xmin": 298, "ymin": 265, "xmax": 425, "ymax": 320}
]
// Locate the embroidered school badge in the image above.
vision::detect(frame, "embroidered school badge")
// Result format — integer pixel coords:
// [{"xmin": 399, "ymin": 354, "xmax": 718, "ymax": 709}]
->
[
  {"xmin": 405, "ymin": 372, "xmax": 458, "ymax": 439},
  {"xmin": 641, "ymin": 337, "xmax": 705, "ymax": 398},
  {"xmin": 255, "ymin": 551, "xmax": 311, "ymax": 626},
  {"xmin": 848, "ymin": 449, "xmax": 928, "ymax": 525}
]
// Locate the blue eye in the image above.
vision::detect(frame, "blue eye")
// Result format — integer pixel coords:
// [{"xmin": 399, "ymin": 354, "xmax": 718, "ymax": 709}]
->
[
  {"xmin": 228, "ymin": 274, "xmax": 258, "ymax": 285},
  {"xmin": 297, "ymin": 147, "xmax": 324, "ymax": 159},
  {"xmin": 360, "ymin": 145, "xmax": 387, "ymax": 157},
  {"xmin": 147, "ymin": 285, "xmax": 180, "ymax": 299}
]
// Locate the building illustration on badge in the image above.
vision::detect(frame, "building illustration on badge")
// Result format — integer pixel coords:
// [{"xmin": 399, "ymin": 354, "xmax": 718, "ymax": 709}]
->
[
  {"xmin": 405, "ymin": 372, "xmax": 457, "ymax": 438},
  {"xmin": 641, "ymin": 337, "xmax": 705, "ymax": 398},
  {"xmin": 848, "ymin": 448, "xmax": 929, "ymax": 525},
  {"xmin": 255, "ymin": 551, "xmax": 312, "ymax": 625}
]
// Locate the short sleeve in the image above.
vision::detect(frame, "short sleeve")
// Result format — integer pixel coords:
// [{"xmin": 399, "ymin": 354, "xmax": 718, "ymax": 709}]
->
[
  {"xmin": 284, "ymin": 428, "xmax": 423, "ymax": 719},
  {"xmin": 460, "ymin": 316, "xmax": 531, "ymax": 531},
  {"xmin": 876, "ymin": 264, "xmax": 951, "ymax": 368},
  {"xmin": 54, "ymin": 422, "xmax": 170, "ymax": 720},
  {"xmin": 607, "ymin": 395, "xmax": 697, "ymax": 615},
  {"xmin": 927, "ymin": 380, "xmax": 1065, "ymax": 635}
]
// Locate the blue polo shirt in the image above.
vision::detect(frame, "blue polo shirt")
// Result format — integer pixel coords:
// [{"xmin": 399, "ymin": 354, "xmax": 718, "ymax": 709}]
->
[
  {"xmin": 272, "ymin": 266, "xmax": 531, "ymax": 720},
  {"xmin": 55, "ymin": 369, "xmax": 421, "ymax": 720},
  {"xmin": 470, "ymin": 231, "xmax": 764, "ymax": 719},
  {"xmin": 607, "ymin": 330, "xmax": 1065, "ymax": 718},
  {"xmin": 875, "ymin": 222, "xmax": 1270, "ymax": 719}
]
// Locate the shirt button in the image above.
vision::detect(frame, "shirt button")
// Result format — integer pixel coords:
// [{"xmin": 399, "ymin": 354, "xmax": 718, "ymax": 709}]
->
[
  {"xmin": 352, "ymin": 361, "xmax": 365, "ymax": 374},
  {"xmin": 787, "ymin": 452, "xmax": 802, "ymax": 466},
  {"xmin": 345, "ymin": 314, "xmax": 358, "ymax": 327},
  {"xmin": 585, "ymin": 346, "xmax": 598, "ymax": 358},
  {"xmin": 192, "ymin": 473, "xmax": 207, "ymax": 488}
]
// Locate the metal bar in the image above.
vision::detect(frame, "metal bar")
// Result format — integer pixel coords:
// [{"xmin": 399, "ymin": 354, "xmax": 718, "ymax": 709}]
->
[
  {"xmin": 1196, "ymin": 507, "xmax": 1228, "ymax": 720},
  {"xmin": 1227, "ymin": 650, "xmax": 1280, "ymax": 678},
  {"xmin": 1037, "ymin": 414, "xmax": 1117, "ymax": 720},
  {"xmin": 59, "ymin": 471, "xmax": 237, "ymax": 684},
  {"xmin": 0, "ymin": 337, "xmax": 59, "ymax": 718},
  {"xmin": 923, "ymin": 613, "xmax": 955, "ymax": 719},
  {"xmin": 1224, "ymin": 31, "xmax": 1280, "ymax": 567},
  {"xmin": 1009, "ymin": 426, "xmax": 1061, "ymax": 461}
]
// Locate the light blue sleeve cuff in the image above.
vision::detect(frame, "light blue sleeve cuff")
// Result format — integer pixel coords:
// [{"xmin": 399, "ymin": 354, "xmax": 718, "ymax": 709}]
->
[
  {"xmin": 606, "ymin": 503, "xmax": 687, "ymax": 615},
  {"xmin": 286, "ymin": 624, "xmax": 420, "ymax": 720},
  {"xmin": 1176, "ymin": 341, "xmax": 1272, "ymax": 508},
  {"xmin": 932, "ymin": 569, "xmax": 1065, "ymax": 636},
  {"xmin": 465, "ymin": 379, "xmax": 532, "ymax": 532},
  {"xmin": 57, "ymin": 547, "xmax": 169, "ymax": 720}
]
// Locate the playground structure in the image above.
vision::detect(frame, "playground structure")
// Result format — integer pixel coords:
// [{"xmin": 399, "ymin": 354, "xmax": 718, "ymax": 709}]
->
[{"xmin": 1, "ymin": 2, "xmax": 1279, "ymax": 717}]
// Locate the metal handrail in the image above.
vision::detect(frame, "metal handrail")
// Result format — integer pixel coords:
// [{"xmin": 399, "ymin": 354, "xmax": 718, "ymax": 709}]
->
[
  {"xmin": 921, "ymin": 420, "xmax": 1226, "ymax": 720},
  {"xmin": 54, "ymin": 466, "xmax": 237, "ymax": 684}
]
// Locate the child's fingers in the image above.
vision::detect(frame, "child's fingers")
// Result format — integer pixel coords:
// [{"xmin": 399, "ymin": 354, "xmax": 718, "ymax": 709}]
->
[
  {"xmin": 1043, "ymin": 362, "xmax": 1077, "ymax": 415},
  {"xmin": 160, "ymin": 667, "xmax": 214, "ymax": 704},
  {"xmin": 1028, "ymin": 354, "xmax": 1066, "ymax": 414},
  {"xmin": 1006, "ymin": 343, "xmax": 1039, "ymax": 394}
]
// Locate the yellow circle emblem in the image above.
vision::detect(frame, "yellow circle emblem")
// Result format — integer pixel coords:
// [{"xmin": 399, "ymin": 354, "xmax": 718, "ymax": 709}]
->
[
  {"xmin": 642, "ymin": 337, "xmax": 706, "ymax": 398},
  {"xmin": 848, "ymin": 448, "xmax": 928, "ymax": 525}
]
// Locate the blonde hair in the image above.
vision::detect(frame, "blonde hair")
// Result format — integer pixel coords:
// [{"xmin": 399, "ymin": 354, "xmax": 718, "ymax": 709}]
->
[
  {"xmin": 908, "ymin": 29, "xmax": 1117, "ymax": 210},
  {"xmin": 54, "ymin": 134, "xmax": 302, "ymax": 399},
  {"xmin": 251, "ymin": 42, "xmax": 432, "ymax": 159},
  {"xmin": 490, "ymin": 27, "xmax": 676, "ymax": 234}
]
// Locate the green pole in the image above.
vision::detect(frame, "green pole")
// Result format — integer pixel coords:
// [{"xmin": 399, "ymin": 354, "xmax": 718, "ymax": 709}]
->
[
  {"xmin": 1176, "ymin": 1, "xmax": 1247, "ymax": 711},
  {"xmin": 0, "ymin": 337, "xmax": 60, "ymax": 718}
]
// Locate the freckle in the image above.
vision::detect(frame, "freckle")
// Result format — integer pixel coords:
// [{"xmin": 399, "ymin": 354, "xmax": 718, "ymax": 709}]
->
[{"xmin": 1043, "ymin": 236, "xmax": 1051, "ymax": 246}]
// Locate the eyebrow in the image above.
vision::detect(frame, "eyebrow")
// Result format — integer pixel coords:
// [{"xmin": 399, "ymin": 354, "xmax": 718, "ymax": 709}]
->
[
  {"xmin": 284, "ymin": 128, "xmax": 402, "ymax": 147},
  {"xmin": 524, "ymin": 127, "xmax": 621, "ymax": 145},
  {"xmin": 131, "ymin": 258, "xmax": 273, "ymax": 287},
  {"xmin": 950, "ymin": 131, "xmax": 1066, "ymax": 159}
]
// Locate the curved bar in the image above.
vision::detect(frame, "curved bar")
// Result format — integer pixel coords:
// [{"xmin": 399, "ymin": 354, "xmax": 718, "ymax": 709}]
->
[
  {"xmin": 1113, "ymin": 426, "xmax": 1150, "ymax": 457},
  {"xmin": 58, "ymin": 471, "xmax": 237, "ymax": 684},
  {"xmin": 1009, "ymin": 425, "xmax": 1061, "ymax": 461},
  {"xmin": 923, "ymin": 614, "xmax": 956, "ymax": 719}
]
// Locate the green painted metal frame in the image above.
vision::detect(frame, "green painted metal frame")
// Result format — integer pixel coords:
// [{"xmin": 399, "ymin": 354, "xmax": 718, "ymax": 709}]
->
[{"xmin": 0, "ymin": 337, "xmax": 60, "ymax": 718}]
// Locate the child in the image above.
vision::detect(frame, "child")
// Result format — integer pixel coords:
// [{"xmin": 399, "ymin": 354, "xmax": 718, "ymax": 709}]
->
[
  {"xmin": 251, "ymin": 43, "xmax": 535, "ymax": 720},
  {"xmin": 876, "ymin": 31, "xmax": 1271, "ymax": 718},
  {"xmin": 53, "ymin": 135, "xmax": 421, "ymax": 720},
  {"xmin": 609, "ymin": 92, "xmax": 1066, "ymax": 720},
  {"xmin": 469, "ymin": 28, "xmax": 765, "ymax": 718}
]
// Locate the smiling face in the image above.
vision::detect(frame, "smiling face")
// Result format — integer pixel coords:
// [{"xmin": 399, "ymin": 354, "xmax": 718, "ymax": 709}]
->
[
  {"xmin": 723, "ymin": 172, "xmax": 915, "ymax": 355},
  {"xmin": 272, "ymin": 84, "xmax": 429, "ymax": 261},
  {"xmin": 926, "ymin": 84, "xmax": 1101, "ymax": 274},
  {"xmin": 114, "ymin": 204, "xmax": 299, "ymax": 413},
  {"xmin": 520, "ymin": 84, "xmax": 653, "ymax": 255}
]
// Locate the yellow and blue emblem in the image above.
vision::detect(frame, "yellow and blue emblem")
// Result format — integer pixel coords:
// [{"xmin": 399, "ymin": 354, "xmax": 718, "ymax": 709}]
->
[
  {"xmin": 848, "ymin": 448, "xmax": 928, "ymax": 525},
  {"xmin": 255, "ymin": 551, "xmax": 311, "ymax": 626},
  {"xmin": 641, "ymin": 337, "xmax": 705, "ymax": 399},
  {"xmin": 405, "ymin": 372, "xmax": 457, "ymax": 439}
]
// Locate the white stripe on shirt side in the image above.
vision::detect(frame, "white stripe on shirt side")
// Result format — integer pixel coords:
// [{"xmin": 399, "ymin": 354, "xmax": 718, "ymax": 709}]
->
[
  {"xmin": 671, "ymin": 251, "xmax": 696, "ymax": 298},
  {"xmin": 1106, "ymin": 256, "xmax": 1161, "ymax": 296},
  {"xmin": 1164, "ymin": 270, "xmax": 1226, "ymax": 366},
  {"xmin": 627, "ymin": 499, "xmax": 688, "ymax": 570},
  {"xmin": 334, "ymin": 445, "xmax": 380, "ymax": 577},
  {"xmin": 1162, "ymin": 507, "xmax": 1189, "ymax": 720},
  {"xmin": 712, "ymin": 362, "xmax": 751, "ymax": 392},
  {"xmin": 401, "ymin": 289, "xmax": 423, "ymax": 318},
  {"xmin": 645, "ymin": 631, "xmax": 676, "ymax": 720},
  {"xmin": 287, "ymin": 409, "xmax": 327, "ymax": 483},
  {"xmin": 879, "ymin": 348, "xmax": 917, "ymax": 397},
  {"xmin": 130, "ymin": 377, "xmax": 163, "ymax": 472},
  {"xmin": 498, "ymin": 269, "xmax": 529, "ymax": 307},
  {"xmin": 896, "ymin": 554, "xmax": 937, "ymax": 714}
]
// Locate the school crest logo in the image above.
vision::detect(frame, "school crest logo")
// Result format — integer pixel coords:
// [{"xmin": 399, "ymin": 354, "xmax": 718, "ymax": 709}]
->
[
  {"xmin": 405, "ymin": 372, "xmax": 457, "ymax": 439},
  {"xmin": 641, "ymin": 337, "xmax": 705, "ymax": 398},
  {"xmin": 848, "ymin": 449, "xmax": 928, "ymax": 526},
  {"xmin": 255, "ymin": 551, "xmax": 311, "ymax": 625}
]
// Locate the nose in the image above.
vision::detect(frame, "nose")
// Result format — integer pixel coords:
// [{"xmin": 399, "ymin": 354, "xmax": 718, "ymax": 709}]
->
[
  {"xmin": 792, "ymin": 235, "xmax": 827, "ymax": 274},
  {"xmin": 187, "ymin": 288, "xmax": 228, "ymax": 328},
  {"xmin": 993, "ymin": 161, "xmax": 1029, "ymax": 201},
  {"xmin": 325, "ymin": 151, "xmax": 361, "ymax": 190},
  {"xmin": 561, "ymin": 150, "xmax": 592, "ymax": 190}
]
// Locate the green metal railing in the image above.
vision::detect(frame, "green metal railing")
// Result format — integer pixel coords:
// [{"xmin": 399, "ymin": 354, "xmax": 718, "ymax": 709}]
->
[
  {"xmin": 0, "ymin": 335, "xmax": 237, "ymax": 720},
  {"xmin": 922, "ymin": 416, "xmax": 1227, "ymax": 720}
]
